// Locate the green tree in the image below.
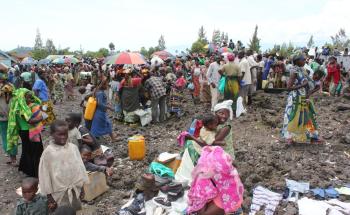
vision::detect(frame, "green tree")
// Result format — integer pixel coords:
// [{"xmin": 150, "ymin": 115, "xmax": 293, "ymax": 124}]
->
[
  {"xmin": 97, "ymin": 48, "xmax": 109, "ymax": 57},
  {"xmin": 220, "ymin": 32, "xmax": 225, "ymax": 44},
  {"xmin": 140, "ymin": 47, "xmax": 148, "ymax": 58},
  {"xmin": 148, "ymin": 47, "xmax": 156, "ymax": 57},
  {"xmin": 224, "ymin": 33, "xmax": 229, "ymax": 44},
  {"xmin": 248, "ymin": 25, "xmax": 261, "ymax": 53},
  {"xmin": 32, "ymin": 49, "xmax": 48, "ymax": 60},
  {"xmin": 198, "ymin": 26, "xmax": 207, "ymax": 42},
  {"xmin": 45, "ymin": 39, "xmax": 56, "ymax": 55},
  {"xmin": 109, "ymin": 42, "xmax": 115, "ymax": 52},
  {"xmin": 34, "ymin": 28, "xmax": 43, "ymax": 50},
  {"xmin": 212, "ymin": 30, "xmax": 221, "ymax": 45},
  {"xmin": 191, "ymin": 39, "xmax": 207, "ymax": 54},
  {"xmin": 157, "ymin": 35, "xmax": 166, "ymax": 50},
  {"xmin": 307, "ymin": 35, "xmax": 314, "ymax": 48},
  {"xmin": 331, "ymin": 28, "xmax": 350, "ymax": 50}
]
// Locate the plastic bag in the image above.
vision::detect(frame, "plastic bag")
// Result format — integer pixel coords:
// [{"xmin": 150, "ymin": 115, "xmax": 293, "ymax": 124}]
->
[
  {"xmin": 236, "ymin": 96, "xmax": 246, "ymax": 118},
  {"xmin": 149, "ymin": 162, "xmax": 175, "ymax": 178},
  {"xmin": 218, "ymin": 76, "xmax": 226, "ymax": 94}
]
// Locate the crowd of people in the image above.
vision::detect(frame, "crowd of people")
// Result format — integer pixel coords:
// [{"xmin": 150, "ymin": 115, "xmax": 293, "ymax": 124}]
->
[{"xmin": 0, "ymin": 43, "xmax": 350, "ymax": 214}]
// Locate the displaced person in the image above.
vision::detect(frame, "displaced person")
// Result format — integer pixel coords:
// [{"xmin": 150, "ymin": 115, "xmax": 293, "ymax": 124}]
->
[
  {"xmin": 281, "ymin": 54, "xmax": 321, "ymax": 144},
  {"xmin": 15, "ymin": 177, "xmax": 48, "ymax": 215},
  {"xmin": 187, "ymin": 146, "xmax": 244, "ymax": 215},
  {"xmin": 7, "ymin": 89, "xmax": 44, "ymax": 177},
  {"xmin": 219, "ymin": 54, "xmax": 242, "ymax": 112},
  {"xmin": 39, "ymin": 120, "xmax": 89, "ymax": 212},
  {"xmin": 199, "ymin": 61, "xmax": 211, "ymax": 103},
  {"xmin": 192, "ymin": 60, "xmax": 201, "ymax": 104},
  {"xmin": 207, "ymin": 56, "xmax": 222, "ymax": 111},
  {"xmin": 0, "ymin": 72, "xmax": 15, "ymax": 164},
  {"xmin": 80, "ymin": 146, "xmax": 113, "ymax": 176},
  {"xmin": 32, "ymin": 70, "xmax": 55, "ymax": 125},
  {"xmin": 90, "ymin": 77, "xmax": 114, "ymax": 141},
  {"xmin": 66, "ymin": 113, "xmax": 82, "ymax": 147},
  {"xmin": 144, "ymin": 72, "xmax": 167, "ymax": 123}
]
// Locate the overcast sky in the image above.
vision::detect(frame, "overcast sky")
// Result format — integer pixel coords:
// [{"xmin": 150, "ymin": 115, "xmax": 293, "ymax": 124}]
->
[{"xmin": 1, "ymin": 0, "xmax": 350, "ymax": 52}]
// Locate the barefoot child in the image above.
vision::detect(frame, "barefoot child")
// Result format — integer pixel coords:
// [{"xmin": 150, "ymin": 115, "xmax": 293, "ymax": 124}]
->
[
  {"xmin": 39, "ymin": 120, "xmax": 88, "ymax": 212},
  {"xmin": 15, "ymin": 177, "xmax": 48, "ymax": 215}
]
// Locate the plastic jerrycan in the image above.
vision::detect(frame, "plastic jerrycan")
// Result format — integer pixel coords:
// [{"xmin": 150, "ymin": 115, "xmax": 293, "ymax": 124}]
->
[
  {"xmin": 84, "ymin": 97, "xmax": 97, "ymax": 120},
  {"xmin": 128, "ymin": 135, "xmax": 146, "ymax": 160}
]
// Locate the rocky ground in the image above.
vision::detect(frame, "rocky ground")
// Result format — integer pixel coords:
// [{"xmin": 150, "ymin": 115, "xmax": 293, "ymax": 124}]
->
[{"xmin": 0, "ymin": 90, "xmax": 350, "ymax": 215}]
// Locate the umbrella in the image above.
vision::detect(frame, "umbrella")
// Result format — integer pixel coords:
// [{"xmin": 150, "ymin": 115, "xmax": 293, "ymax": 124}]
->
[
  {"xmin": 151, "ymin": 56, "xmax": 164, "ymax": 66},
  {"xmin": 64, "ymin": 57, "xmax": 79, "ymax": 64},
  {"xmin": 152, "ymin": 51, "xmax": 174, "ymax": 60},
  {"xmin": 21, "ymin": 57, "xmax": 37, "ymax": 65},
  {"xmin": 52, "ymin": 58, "xmax": 65, "ymax": 64},
  {"xmin": 0, "ymin": 63, "xmax": 9, "ymax": 71},
  {"xmin": 219, "ymin": 47, "xmax": 233, "ymax": 53},
  {"xmin": 38, "ymin": 59, "xmax": 51, "ymax": 65},
  {"xmin": 105, "ymin": 52, "xmax": 146, "ymax": 65}
]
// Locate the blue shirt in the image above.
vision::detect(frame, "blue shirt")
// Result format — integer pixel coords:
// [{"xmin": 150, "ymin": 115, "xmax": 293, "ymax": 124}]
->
[{"xmin": 32, "ymin": 79, "xmax": 49, "ymax": 102}]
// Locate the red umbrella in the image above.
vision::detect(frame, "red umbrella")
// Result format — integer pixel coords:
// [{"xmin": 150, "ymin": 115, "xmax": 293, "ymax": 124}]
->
[
  {"xmin": 107, "ymin": 52, "xmax": 146, "ymax": 65},
  {"xmin": 152, "ymin": 51, "xmax": 174, "ymax": 60}
]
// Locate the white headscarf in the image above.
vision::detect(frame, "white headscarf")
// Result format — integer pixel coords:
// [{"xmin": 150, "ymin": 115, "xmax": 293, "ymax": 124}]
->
[{"xmin": 214, "ymin": 100, "xmax": 233, "ymax": 120}]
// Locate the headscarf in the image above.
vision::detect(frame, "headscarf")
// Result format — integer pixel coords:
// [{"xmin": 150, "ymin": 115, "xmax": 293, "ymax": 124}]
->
[
  {"xmin": 6, "ymin": 88, "xmax": 41, "ymax": 153},
  {"xmin": 227, "ymin": 53, "xmax": 235, "ymax": 62},
  {"xmin": 214, "ymin": 100, "xmax": 233, "ymax": 120},
  {"xmin": 187, "ymin": 146, "xmax": 244, "ymax": 213}
]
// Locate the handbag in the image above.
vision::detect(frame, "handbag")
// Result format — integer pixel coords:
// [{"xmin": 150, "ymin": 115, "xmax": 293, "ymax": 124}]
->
[{"xmin": 218, "ymin": 76, "xmax": 226, "ymax": 94}]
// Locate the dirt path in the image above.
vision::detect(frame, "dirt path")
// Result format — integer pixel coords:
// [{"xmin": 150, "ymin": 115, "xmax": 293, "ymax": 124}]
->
[{"xmin": 0, "ymin": 90, "xmax": 349, "ymax": 215}]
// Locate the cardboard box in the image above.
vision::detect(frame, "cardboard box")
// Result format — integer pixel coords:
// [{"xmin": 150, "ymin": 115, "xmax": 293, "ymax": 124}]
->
[{"xmin": 83, "ymin": 171, "xmax": 109, "ymax": 201}]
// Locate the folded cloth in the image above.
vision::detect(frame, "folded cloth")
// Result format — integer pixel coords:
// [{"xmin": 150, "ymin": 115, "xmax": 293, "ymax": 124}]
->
[
  {"xmin": 177, "ymin": 131, "xmax": 189, "ymax": 147},
  {"xmin": 325, "ymin": 187, "xmax": 339, "ymax": 198},
  {"xmin": 286, "ymin": 179, "xmax": 309, "ymax": 202},
  {"xmin": 335, "ymin": 187, "xmax": 350, "ymax": 196},
  {"xmin": 311, "ymin": 188, "xmax": 325, "ymax": 199}
]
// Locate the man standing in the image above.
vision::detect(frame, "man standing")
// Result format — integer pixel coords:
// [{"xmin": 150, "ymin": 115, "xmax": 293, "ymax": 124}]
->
[
  {"xmin": 246, "ymin": 50, "xmax": 259, "ymax": 102},
  {"xmin": 238, "ymin": 51, "xmax": 251, "ymax": 106},
  {"xmin": 144, "ymin": 73, "xmax": 167, "ymax": 123},
  {"xmin": 206, "ymin": 56, "xmax": 221, "ymax": 111}
]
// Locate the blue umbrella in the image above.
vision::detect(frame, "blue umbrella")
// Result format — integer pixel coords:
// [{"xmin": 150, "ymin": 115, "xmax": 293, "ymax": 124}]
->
[
  {"xmin": 21, "ymin": 57, "xmax": 38, "ymax": 65},
  {"xmin": 38, "ymin": 59, "xmax": 51, "ymax": 65},
  {"xmin": 52, "ymin": 58, "xmax": 65, "ymax": 64}
]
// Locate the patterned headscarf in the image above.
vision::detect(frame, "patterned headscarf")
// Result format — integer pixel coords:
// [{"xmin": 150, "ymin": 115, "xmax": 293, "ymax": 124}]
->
[{"xmin": 6, "ymin": 88, "xmax": 41, "ymax": 153}]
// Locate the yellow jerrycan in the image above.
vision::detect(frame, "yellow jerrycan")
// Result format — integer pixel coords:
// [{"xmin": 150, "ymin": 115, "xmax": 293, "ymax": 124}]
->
[
  {"xmin": 84, "ymin": 97, "xmax": 97, "ymax": 120},
  {"xmin": 128, "ymin": 135, "xmax": 146, "ymax": 160}
]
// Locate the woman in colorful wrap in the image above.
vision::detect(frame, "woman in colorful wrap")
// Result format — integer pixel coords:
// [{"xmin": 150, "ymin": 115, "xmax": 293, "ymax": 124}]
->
[
  {"xmin": 281, "ymin": 54, "xmax": 321, "ymax": 144},
  {"xmin": 32, "ymin": 69, "xmax": 56, "ymax": 125},
  {"xmin": 0, "ymin": 71, "xmax": 15, "ymax": 165},
  {"xmin": 219, "ymin": 54, "xmax": 242, "ymax": 112},
  {"xmin": 7, "ymin": 88, "xmax": 44, "ymax": 177},
  {"xmin": 192, "ymin": 60, "xmax": 201, "ymax": 104},
  {"xmin": 187, "ymin": 146, "xmax": 244, "ymax": 215}
]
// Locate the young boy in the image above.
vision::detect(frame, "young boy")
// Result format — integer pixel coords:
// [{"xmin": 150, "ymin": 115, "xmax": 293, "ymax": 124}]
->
[
  {"xmin": 66, "ymin": 113, "xmax": 82, "ymax": 147},
  {"xmin": 39, "ymin": 120, "xmax": 89, "ymax": 212},
  {"xmin": 15, "ymin": 177, "xmax": 48, "ymax": 215},
  {"xmin": 80, "ymin": 146, "xmax": 113, "ymax": 176}
]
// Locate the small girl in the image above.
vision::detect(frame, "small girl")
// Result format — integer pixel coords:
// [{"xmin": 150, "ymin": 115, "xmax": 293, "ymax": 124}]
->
[{"xmin": 187, "ymin": 114, "xmax": 225, "ymax": 154}]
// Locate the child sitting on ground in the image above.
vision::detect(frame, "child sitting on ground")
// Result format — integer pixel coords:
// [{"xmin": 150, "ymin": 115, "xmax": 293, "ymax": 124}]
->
[
  {"xmin": 15, "ymin": 177, "xmax": 48, "ymax": 215},
  {"xmin": 80, "ymin": 146, "xmax": 113, "ymax": 176},
  {"xmin": 186, "ymin": 114, "xmax": 225, "ymax": 154},
  {"xmin": 70, "ymin": 112, "xmax": 115, "ymax": 167},
  {"xmin": 39, "ymin": 120, "xmax": 88, "ymax": 212},
  {"xmin": 66, "ymin": 113, "xmax": 82, "ymax": 147}
]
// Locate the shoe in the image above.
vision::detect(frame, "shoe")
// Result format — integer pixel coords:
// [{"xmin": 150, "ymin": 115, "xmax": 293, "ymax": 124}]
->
[
  {"xmin": 167, "ymin": 189, "xmax": 184, "ymax": 202},
  {"xmin": 152, "ymin": 197, "xmax": 172, "ymax": 209},
  {"xmin": 160, "ymin": 182, "xmax": 183, "ymax": 194},
  {"xmin": 135, "ymin": 174, "xmax": 159, "ymax": 201},
  {"xmin": 154, "ymin": 175, "xmax": 172, "ymax": 187}
]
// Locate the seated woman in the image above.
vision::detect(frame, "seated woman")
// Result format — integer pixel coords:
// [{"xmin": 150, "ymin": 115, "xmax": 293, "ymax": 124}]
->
[
  {"xmin": 187, "ymin": 146, "xmax": 244, "ymax": 215},
  {"xmin": 119, "ymin": 69, "xmax": 143, "ymax": 124}
]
